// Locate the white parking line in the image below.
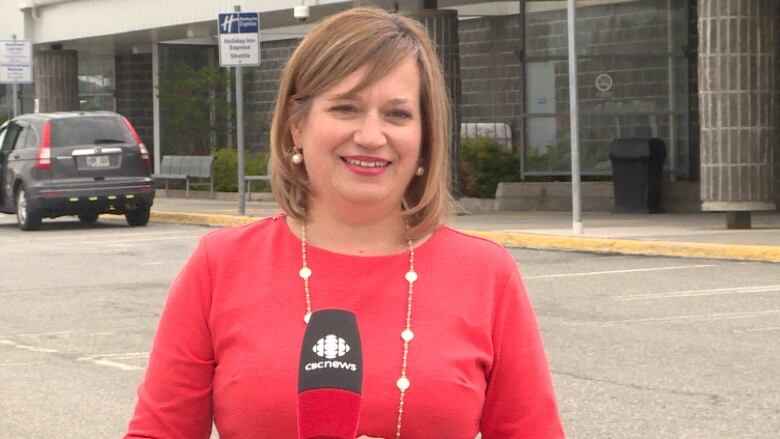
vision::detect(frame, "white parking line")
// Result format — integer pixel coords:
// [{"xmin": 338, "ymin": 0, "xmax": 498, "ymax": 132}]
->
[
  {"xmin": 27, "ymin": 234, "xmax": 203, "ymax": 246},
  {"xmin": 77, "ymin": 352, "xmax": 148, "ymax": 371},
  {"xmin": 745, "ymin": 327, "xmax": 780, "ymax": 332},
  {"xmin": 0, "ymin": 339, "xmax": 59, "ymax": 353},
  {"xmin": 560, "ymin": 309, "xmax": 780, "ymax": 327},
  {"xmin": 525, "ymin": 264, "xmax": 715, "ymax": 280},
  {"xmin": 92, "ymin": 359, "xmax": 143, "ymax": 371},
  {"xmin": 0, "ymin": 336, "xmax": 148, "ymax": 371},
  {"xmin": 0, "ymin": 283, "xmax": 163, "ymax": 297},
  {"xmin": 616, "ymin": 285, "xmax": 780, "ymax": 301},
  {"xmin": 0, "ymin": 330, "xmax": 116, "ymax": 338},
  {"xmin": 22, "ymin": 230, "xmax": 203, "ymax": 243}
]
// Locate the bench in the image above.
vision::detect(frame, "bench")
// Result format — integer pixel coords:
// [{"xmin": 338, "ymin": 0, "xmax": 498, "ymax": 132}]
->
[
  {"xmin": 244, "ymin": 160, "xmax": 273, "ymax": 201},
  {"xmin": 153, "ymin": 155, "xmax": 216, "ymax": 199},
  {"xmin": 245, "ymin": 175, "xmax": 271, "ymax": 201}
]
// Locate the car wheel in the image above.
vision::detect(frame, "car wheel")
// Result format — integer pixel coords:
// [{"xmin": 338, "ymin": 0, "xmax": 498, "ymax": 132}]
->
[
  {"xmin": 78, "ymin": 213, "xmax": 99, "ymax": 224},
  {"xmin": 16, "ymin": 186, "xmax": 42, "ymax": 231},
  {"xmin": 125, "ymin": 204, "xmax": 150, "ymax": 227}
]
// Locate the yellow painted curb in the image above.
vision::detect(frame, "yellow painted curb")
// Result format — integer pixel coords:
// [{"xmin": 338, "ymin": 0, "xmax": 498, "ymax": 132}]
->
[
  {"xmin": 151, "ymin": 211, "xmax": 257, "ymax": 227},
  {"xmin": 149, "ymin": 211, "xmax": 780, "ymax": 263},
  {"xmin": 469, "ymin": 231, "xmax": 780, "ymax": 263}
]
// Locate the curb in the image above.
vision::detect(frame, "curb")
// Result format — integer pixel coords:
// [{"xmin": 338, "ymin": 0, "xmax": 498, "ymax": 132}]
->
[
  {"xmin": 150, "ymin": 211, "xmax": 780, "ymax": 263},
  {"xmin": 151, "ymin": 211, "xmax": 257, "ymax": 227},
  {"xmin": 468, "ymin": 231, "xmax": 780, "ymax": 263}
]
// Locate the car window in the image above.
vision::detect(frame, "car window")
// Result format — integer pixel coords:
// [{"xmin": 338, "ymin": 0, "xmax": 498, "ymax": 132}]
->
[
  {"xmin": 1, "ymin": 124, "xmax": 23, "ymax": 154},
  {"xmin": 22, "ymin": 126, "xmax": 39, "ymax": 150},
  {"xmin": 12, "ymin": 125, "xmax": 28, "ymax": 151},
  {"xmin": 50, "ymin": 116, "xmax": 135, "ymax": 147}
]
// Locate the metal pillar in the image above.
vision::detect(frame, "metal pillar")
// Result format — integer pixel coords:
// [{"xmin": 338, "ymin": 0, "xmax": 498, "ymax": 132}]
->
[
  {"xmin": 235, "ymin": 4, "xmax": 246, "ymax": 215},
  {"xmin": 152, "ymin": 43, "xmax": 161, "ymax": 175},
  {"xmin": 567, "ymin": 0, "xmax": 583, "ymax": 234}
]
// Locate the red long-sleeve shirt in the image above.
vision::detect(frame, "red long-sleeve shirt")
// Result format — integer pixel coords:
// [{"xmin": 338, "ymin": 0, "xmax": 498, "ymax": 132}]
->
[{"xmin": 125, "ymin": 215, "xmax": 564, "ymax": 438}]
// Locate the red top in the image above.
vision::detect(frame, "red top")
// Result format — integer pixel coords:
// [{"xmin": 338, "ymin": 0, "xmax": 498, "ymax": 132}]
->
[{"xmin": 125, "ymin": 216, "xmax": 564, "ymax": 438}]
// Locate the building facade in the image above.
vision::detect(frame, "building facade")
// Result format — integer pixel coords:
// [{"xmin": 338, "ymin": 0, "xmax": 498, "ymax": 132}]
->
[{"xmin": 1, "ymin": 0, "xmax": 777, "ymax": 211}]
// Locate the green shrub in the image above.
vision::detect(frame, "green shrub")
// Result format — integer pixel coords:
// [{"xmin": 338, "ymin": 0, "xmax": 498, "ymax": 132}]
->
[
  {"xmin": 459, "ymin": 137, "xmax": 520, "ymax": 198},
  {"xmin": 211, "ymin": 148, "xmax": 270, "ymax": 192}
]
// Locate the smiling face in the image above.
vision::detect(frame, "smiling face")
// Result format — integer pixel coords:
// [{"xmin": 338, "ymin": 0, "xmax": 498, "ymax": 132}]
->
[{"xmin": 290, "ymin": 55, "xmax": 422, "ymax": 219}]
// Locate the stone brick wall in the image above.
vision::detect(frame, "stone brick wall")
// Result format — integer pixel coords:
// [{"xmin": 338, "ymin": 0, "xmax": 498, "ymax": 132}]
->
[
  {"xmin": 115, "ymin": 53, "xmax": 153, "ymax": 146},
  {"xmin": 698, "ymin": 0, "xmax": 776, "ymax": 210},
  {"xmin": 242, "ymin": 38, "xmax": 300, "ymax": 152},
  {"xmin": 459, "ymin": 15, "xmax": 522, "ymax": 152}
]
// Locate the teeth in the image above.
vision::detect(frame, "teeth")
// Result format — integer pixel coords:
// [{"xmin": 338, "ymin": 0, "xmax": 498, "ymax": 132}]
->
[{"xmin": 345, "ymin": 158, "xmax": 387, "ymax": 168}]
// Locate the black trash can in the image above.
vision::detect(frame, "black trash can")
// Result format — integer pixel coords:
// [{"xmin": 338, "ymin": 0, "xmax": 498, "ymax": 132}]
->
[{"xmin": 609, "ymin": 138, "xmax": 666, "ymax": 213}]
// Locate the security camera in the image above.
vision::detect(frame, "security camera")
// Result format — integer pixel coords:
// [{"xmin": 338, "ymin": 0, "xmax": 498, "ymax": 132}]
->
[{"xmin": 294, "ymin": 5, "xmax": 310, "ymax": 23}]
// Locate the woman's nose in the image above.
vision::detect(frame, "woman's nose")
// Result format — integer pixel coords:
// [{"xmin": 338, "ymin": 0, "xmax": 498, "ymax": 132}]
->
[{"xmin": 353, "ymin": 113, "xmax": 387, "ymax": 149}]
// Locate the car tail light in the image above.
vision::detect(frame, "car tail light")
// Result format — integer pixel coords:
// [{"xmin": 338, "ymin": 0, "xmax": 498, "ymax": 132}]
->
[
  {"xmin": 138, "ymin": 143, "xmax": 150, "ymax": 165},
  {"xmin": 122, "ymin": 116, "xmax": 150, "ymax": 166},
  {"xmin": 35, "ymin": 121, "xmax": 52, "ymax": 170}
]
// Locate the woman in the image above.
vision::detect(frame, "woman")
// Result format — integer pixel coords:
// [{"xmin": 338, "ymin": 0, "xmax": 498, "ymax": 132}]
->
[{"xmin": 125, "ymin": 7, "xmax": 564, "ymax": 439}]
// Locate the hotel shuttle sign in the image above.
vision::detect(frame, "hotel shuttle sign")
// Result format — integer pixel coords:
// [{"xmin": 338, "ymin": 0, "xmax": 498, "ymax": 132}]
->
[
  {"xmin": 0, "ymin": 40, "xmax": 33, "ymax": 83},
  {"xmin": 218, "ymin": 12, "xmax": 260, "ymax": 67}
]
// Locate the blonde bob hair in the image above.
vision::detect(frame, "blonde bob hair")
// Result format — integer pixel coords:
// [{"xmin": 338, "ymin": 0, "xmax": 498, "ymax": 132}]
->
[{"xmin": 270, "ymin": 6, "xmax": 453, "ymax": 239}]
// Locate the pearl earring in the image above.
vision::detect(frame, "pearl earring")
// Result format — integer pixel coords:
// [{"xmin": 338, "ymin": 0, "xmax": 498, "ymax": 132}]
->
[
  {"xmin": 291, "ymin": 148, "xmax": 303, "ymax": 165},
  {"xmin": 415, "ymin": 165, "xmax": 425, "ymax": 176}
]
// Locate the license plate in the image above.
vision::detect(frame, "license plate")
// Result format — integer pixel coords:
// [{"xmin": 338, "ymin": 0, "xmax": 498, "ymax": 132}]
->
[{"xmin": 86, "ymin": 155, "xmax": 110, "ymax": 168}]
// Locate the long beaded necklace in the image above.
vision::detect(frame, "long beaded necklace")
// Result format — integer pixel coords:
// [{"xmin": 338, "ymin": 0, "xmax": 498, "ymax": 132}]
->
[{"xmin": 298, "ymin": 222, "xmax": 418, "ymax": 439}]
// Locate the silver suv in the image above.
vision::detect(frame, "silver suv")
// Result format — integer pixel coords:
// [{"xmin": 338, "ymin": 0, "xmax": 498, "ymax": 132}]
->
[{"xmin": 0, "ymin": 111, "xmax": 155, "ymax": 230}]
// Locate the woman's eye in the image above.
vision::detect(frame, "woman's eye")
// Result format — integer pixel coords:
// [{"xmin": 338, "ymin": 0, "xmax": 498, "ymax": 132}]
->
[
  {"xmin": 388, "ymin": 110, "xmax": 412, "ymax": 120},
  {"xmin": 331, "ymin": 105, "xmax": 359, "ymax": 114}
]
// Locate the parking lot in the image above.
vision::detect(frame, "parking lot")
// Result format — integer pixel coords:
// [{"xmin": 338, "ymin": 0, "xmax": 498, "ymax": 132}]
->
[{"xmin": 1, "ymin": 214, "xmax": 778, "ymax": 438}]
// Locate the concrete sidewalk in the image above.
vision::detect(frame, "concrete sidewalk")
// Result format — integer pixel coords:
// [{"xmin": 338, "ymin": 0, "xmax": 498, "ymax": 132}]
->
[{"xmin": 149, "ymin": 194, "xmax": 780, "ymax": 263}]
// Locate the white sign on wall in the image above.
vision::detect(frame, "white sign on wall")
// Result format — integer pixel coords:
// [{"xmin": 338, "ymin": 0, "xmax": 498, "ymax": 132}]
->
[
  {"xmin": 217, "ymin": 12, "xmax": 260, "ymax": 67},
  {"xmin": 0, "ymin": 40, "xmax": 33, "ymax": 84},
  {"xmin": 595, "ymin": 73, "xmax": 613, "ymax": 93}
]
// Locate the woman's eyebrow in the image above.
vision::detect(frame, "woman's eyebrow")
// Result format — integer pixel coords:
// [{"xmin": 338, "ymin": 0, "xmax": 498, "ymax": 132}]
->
[
  {"xmin": 387, "ymin": 98, "xmax": 413, "ymax": 105},
  {"xmin": 325, "ymin": 95, "xmax": 415, "ymax": 105},
  {"xmin": 328, "ymin": 93, "xmax": 361, "ymax": 102}
]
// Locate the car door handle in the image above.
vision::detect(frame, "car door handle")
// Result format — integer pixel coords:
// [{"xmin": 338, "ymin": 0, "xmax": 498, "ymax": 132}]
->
[{"xmin": 12, "ymin": 154, "xmax": 20, "ymax": 159}]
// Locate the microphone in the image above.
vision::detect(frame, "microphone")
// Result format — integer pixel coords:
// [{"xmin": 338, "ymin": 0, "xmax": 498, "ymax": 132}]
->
[{"xmin": 297, "ymin": 309, "xmax": 363, "ymax": 439}]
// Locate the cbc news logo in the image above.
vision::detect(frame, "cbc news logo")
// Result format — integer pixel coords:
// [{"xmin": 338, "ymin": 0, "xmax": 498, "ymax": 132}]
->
[{"xmin": 313, "ymin": 334, "xmax": 350, "ymax": 359}]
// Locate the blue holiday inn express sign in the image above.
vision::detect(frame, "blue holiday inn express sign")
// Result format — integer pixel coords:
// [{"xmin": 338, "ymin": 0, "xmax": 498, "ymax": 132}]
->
[{"xmin": 218, "ymin": 12, "xmax": 260, "ymax": 67}]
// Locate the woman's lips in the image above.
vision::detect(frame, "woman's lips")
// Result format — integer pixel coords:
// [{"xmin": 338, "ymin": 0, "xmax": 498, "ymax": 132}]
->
[{"xmin": 341, "ymin": 156, "xmax": 390, "ymax": 176}]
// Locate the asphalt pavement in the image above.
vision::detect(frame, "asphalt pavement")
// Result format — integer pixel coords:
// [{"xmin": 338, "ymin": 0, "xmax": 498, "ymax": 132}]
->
[
  {"xmin": 1, "ymin": 199, "xmax": 778, "ymax": 437},
  {"xmin": 149, "ymin": 191, "xmax": 780, "ymax": 263}
]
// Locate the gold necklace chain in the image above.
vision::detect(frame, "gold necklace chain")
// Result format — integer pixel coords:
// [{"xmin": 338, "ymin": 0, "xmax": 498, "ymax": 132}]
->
[{"xmin": 299, "ymin": 223, "xmax": 417, "ymax": 439}]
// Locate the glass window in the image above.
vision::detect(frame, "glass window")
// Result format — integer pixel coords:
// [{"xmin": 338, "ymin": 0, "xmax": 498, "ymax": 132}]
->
[
  {"xmin": 0, "ymin": 126, "xmax": 7, "ymax": 151},
  {"xmin": 23, "ymin": 126, "xmax": 39, "ymax": 149},
  {"xmin": 2, "ymin": 124, "xmax": 22, "ymax": 153},
  {"xmin": 12, "ymin": 126, "xmax": 28, "ymax": 151},
  {"xmin": 50, "ymin": 116, "xmax": 134, "ymax": 148},
  {"xmin": 78, "ymin": 52, "xmax": 116, "ymax": 111},
  {"xmin": 523, "ymin": 0, "xmax": 689, "ymax": 178},
  {"xmin": 525, "ymin": 0, "xmax": 688, "ymax": 57},
  {"xmin": 0, "ymin": 85, "xmax": 10, "ymax": 121},
  {"xmin": 159, "ymin": 44, "xmax": 225, "ymax": 156}
]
